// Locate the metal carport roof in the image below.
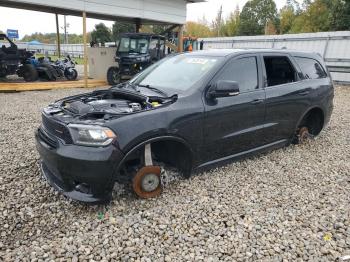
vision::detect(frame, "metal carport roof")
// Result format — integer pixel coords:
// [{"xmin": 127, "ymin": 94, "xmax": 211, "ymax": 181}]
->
[{"xmin": 0, "ymin": 0, "xmax": 205, "ymax": 25}]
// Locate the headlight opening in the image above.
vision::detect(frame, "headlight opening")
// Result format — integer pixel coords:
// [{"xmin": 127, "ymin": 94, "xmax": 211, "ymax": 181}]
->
[{"xmin": 68, "ymin": 124, "xmax": 116, "ymax": 147}]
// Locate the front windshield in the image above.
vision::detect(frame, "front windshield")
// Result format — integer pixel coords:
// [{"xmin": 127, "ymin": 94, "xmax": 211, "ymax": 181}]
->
[
  {"xmin": 118, "ymin": 37, "xmax": 149, "ymax": 54},
  {"xmin": 131, "ymin": 54, "xmax": 222, "ymax": 92}
]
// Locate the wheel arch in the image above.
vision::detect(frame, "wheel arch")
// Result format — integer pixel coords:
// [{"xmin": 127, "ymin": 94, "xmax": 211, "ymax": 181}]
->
[
  {"xmin": 295, "ymin": 106, "xmax": 325, "ymax": 135},
  {"xmin": 115, "ymin": 135, "xmax": 194, "ymax": 179}
]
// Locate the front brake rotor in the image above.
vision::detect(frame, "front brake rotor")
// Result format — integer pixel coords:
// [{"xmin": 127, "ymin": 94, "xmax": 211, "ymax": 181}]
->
[
  {"xmin": 132, "ymin": 166, "xmax": 162, "ymax": 199},
  {"xmin": 298, "ymin": 126, "xmax": 310, "ymax": 143}
]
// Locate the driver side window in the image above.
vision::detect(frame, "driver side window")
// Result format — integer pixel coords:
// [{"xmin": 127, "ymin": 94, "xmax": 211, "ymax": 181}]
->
[{"xmin": 217, "ymin": 57, "xmax": 259, "ymax": 93}]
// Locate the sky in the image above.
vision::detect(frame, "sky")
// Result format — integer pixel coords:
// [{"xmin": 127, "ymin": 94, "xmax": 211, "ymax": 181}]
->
[{"xmin": 0, "ymin": 0, "xmax": 291, "ymax": 39}]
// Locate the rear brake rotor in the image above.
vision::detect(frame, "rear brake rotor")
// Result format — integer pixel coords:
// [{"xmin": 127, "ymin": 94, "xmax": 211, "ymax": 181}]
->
[
  {"xmin": 132, "ymin": 166, "xmax": 162, "ymax": 199},
  {"xmin": 298, "ymin": 126, "xmax": 310, "ymax": 143}
]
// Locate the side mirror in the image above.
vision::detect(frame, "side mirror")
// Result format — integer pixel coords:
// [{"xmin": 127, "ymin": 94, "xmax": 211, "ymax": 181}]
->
[{"xmin": 208, "ymin": 80, "xmax": 240, "ymax": 98}]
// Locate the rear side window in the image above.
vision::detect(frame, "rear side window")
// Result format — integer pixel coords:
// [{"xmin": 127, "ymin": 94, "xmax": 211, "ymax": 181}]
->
[
  {"xmin": 263, "ymin": 56, "xmax": 297, "ymax": 87},
  {"xmin": 294, "ymin": 57, "xmax": 327, "ymax": 79},
  {"xmin": 217, "ymin": 57, "xmax": 258, "ymax": 93}
]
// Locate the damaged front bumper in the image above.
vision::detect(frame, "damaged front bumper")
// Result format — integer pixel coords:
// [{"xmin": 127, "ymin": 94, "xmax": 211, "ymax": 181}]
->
[{"xmin": 35, "ymin": 129, "xmax": 124, "ymax": 204}]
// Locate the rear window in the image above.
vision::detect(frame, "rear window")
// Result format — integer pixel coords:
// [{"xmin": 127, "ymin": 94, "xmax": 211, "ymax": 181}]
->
[
  {"xmin": 294, "ymin": 57, "xmax": 327, "ymax": 79},
  {"xmin": 263, "ymin": 56, "xmax": 297, "ymax": 87}
]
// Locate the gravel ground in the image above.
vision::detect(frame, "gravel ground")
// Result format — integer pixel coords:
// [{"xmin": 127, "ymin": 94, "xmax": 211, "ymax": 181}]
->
[{"xmin": 0, "ymin": 86, "xmax": 349, "ymax": 261}]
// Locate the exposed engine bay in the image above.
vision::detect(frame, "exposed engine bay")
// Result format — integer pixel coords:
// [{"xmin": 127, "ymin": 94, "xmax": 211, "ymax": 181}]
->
[
  {"xmin": 44, "ymin": 87, "xmax": 177, "ymax": 121},
  {"xmin": 65, "ymin": 99, "xmax": 143, "ymax": 115}
]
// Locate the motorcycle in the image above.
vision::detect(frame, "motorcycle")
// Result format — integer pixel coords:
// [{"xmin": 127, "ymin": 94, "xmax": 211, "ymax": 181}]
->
[
  {"xmin": 53, "ymin": 55, "xmax": 78, "ymax": 81},
  {"xmin": 31, "ymin": 55, "xmax": 78, "ymax": 81}
]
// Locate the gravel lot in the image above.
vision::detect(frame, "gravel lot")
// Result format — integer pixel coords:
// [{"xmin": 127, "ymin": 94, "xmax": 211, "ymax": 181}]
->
[{"xmin": 1, "ymin": 86, "xmax": 349, "ymax": 261}]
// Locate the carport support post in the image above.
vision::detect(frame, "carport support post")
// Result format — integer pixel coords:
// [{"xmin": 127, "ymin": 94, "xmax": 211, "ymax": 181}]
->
[
  {"xmin": 55, "ymin": 13, "xmax": 61, "ymax": 57},
  {"xmin": 83, "ymin": 11, "xmax": 88, "ymax": 88},
  {"xmin": 135, "ymin": 18, "xmax": 141, "ymax": 33},
  {"xmin": 178, "ymin": 25, "xmax": 184, "ymax": 53}
]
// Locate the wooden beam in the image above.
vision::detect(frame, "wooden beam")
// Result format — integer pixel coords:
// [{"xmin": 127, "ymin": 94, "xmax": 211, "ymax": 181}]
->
[
  {"xmin": 0, "ymin": 79, "xmax": 107, "ymax": 92},
  {"xmin": 55, "ymin": 13, "xmax": 61, "ymax": 57},
  {"xmin": 177, "ymin": 25, "xmax": 184, "ymax": 53},
  {"xmin": 165, "ymin": 40, "xmax": 177, "ymax": 52},
  {"xmin": 83, "ymin": 11, "xmax": 88, "ymax": 88}
]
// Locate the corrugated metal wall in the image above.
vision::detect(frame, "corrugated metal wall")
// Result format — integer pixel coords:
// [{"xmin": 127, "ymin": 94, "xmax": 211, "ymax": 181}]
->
[
  {"xmin": 199, "ymin": 31, "xmax": 350, "ymax": 84},
  {"xmin": 14, "ymin": 43, "xmax": 86, "ymax": 57}
]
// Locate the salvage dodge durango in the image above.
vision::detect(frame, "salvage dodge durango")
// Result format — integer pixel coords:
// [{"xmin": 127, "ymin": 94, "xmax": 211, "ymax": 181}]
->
[{"xmin": 35, "ymin": 49, "xmax": 334, "ymax": 203}]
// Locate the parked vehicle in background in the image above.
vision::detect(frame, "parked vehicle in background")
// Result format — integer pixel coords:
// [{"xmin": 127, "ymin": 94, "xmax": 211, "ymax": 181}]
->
[
  {"xmin": 53, "ymin": 55, "xmax": 78, "ymax": 81},
  {"xmin": 0, "ymin": 34, "xmax": 38, "ymax": 81},
  {"xmin": 31, "ymin": 55, "xmax": 78, "ymax": 81},
  {"xmin": 35, "ymin": 49, "xmax": 334, "ymax": 204},
  {"xmin": 107, "ymin": 33, "xmax": 166, "ymax": 85}
]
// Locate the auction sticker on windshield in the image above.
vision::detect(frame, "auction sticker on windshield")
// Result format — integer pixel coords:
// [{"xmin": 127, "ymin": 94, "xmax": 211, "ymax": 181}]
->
[{"xmin": 186, "ymin": 58, "xmax": 212, "ymax": 64}]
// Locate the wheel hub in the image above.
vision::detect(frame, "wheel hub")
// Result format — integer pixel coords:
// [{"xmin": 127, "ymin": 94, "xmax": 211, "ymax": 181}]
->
[
  {"xmin": 112, "ymin": 70, "xmax": 119, "ymax": 82},
  {"xmin": 141, "ymin": 173, "xmax": 160, "ymax": 192},
  {"xmin": 132, "ymin": 166, "xmax": 162, "ymax": 198},
  {"xmin": 298, "ymin": 126, "xmax": 310, "ymax": 143}
]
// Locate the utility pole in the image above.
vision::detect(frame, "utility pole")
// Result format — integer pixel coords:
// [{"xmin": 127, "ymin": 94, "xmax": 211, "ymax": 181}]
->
[
  {"xmin": 217, "ymin": 5, "xmax": 223, "ymax": 37},
  {"xmin": 62, "ymin": 15, "xmax": 70, "ymax": 44}
]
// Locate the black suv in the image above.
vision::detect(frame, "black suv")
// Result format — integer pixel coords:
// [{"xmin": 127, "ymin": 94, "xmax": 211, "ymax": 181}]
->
[{"xmin": 35, "ymin": 49, "xmax": 334, "ymax": 203}]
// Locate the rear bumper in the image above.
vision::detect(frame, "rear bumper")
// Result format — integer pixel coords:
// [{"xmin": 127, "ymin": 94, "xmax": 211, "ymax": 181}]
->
[{"xmin": 35, "ymin": 129, "xmax": 124, "ymax": 204}]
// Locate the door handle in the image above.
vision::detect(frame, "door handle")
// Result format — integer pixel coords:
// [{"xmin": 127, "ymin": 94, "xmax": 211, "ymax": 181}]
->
[
  {"xmin": 298, "ymin": 91, "xmax": 310, "ymax": 96},
  {"xmin": 251, "ymin": 99, "xmax": 264, "ymax": 105}
]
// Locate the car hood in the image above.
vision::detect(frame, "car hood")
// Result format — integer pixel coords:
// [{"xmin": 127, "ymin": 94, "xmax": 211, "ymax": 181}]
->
[{"xmin": 43, "ymin": 86, "xmax": 177, "ymax": 124}]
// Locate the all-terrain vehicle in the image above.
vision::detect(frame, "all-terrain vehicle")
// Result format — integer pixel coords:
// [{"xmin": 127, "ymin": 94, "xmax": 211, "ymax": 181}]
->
[
  {"xmin": 107, "ymin": 33, "xmax": 166, "ymax": 85},
  {"xmin": 0, "ymin": 34, "xmax": 38, "ymax": 81}
]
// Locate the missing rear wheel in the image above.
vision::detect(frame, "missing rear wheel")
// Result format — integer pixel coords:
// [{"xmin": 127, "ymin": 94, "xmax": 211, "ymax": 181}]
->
[
  {"xmin": 297, "ymin": 126, "xmax": 312, "ymax": 144},
  {"xmin": 132, "ymin": 166, "xmax": 162, "ymax": 198}
]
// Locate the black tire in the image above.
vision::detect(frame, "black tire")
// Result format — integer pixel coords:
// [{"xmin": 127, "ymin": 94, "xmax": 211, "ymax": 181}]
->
[
  {"xmin": 107, "ymin": 66, "xmax": 121, "ymax": 85},
  {"xmin": 37, "ymin": 65, "xmax": 56, "ymax": 81},
  {"xmin": 22, "ymin": 64, "xmax": 38, "ymax": 82},
  {"xmin": 64, "ymin": 68, "xmax": 78, "ymax": 81},
  {"xmin": 0, "ymin": 71, "xmax": 7, "ymax": 78}
]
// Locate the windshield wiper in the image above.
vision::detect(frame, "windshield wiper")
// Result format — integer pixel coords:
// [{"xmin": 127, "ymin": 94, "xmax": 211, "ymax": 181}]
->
[{"xmin": 137, "ymin": 84, "xmax": 168, "ymax": 97}]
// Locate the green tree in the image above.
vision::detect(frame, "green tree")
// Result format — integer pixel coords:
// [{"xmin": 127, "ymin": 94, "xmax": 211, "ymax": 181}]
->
[
  {"xmin": 112, "ymin": 21, "xmax": 135, "ymax": 40},
  {"xmin": 290, "ymin": 0, "xmax": 330, "ymax": 33},
  {"xmin": 212, "ymin": 5, "xmax": 224, "ymax": 36},
  {"xmin": 185, "ymin": 21, "xmax": 213, "ymax": 37},
  {"xmin": 150, "ymin": 25, "xmax": 169, "ymax": 35},
  {"xmin": 21, "ymin": 32, "xmax": 88, "ymax": 44},
  {"xmin": 140, "ymin": 24, "xmax": 174, "ymax": 35},
  {"xmin": 327, "ymin": 0, "xmax": 350, "ymax": 31},
  {"xmin": 222, "ymin": 5, "xmax": 240, "ymax": 36},
  {"xmin": 91, "ymin": 23, "xmax": 111, "ymax": 45},
  {"xmin": 239, "ymin": 0, "xmax": 278, "ymax": 35},
  {"xmin": 286, "ymin": 0, "xmax": 301, "ymax": 13},
  {"xmin": 280, "ymin": 6, "xmax": 296, "ymax": 34}
]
